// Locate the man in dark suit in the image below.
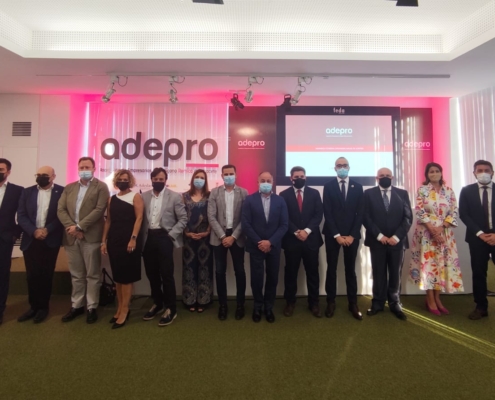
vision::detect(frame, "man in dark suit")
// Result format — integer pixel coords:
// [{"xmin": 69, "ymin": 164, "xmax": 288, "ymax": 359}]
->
[
  {"xmin": 459, "ymin": 159, "xmax": 495, "ymax": 320},
  {"xmin": 17, "ymin": 166, "xmax": 64, "ymax": 323},
  {"xmin": 363, "ymin": 167, "xmax": 412, "ymax": 320},
  {"xmin": 322, "ymin": 157, "xmax": 364, "ymax": 320},
  {"xmin": 208, "ymin": 164, "xmax": 248, "ymax": 321},
  {"xmin": 280, "ymin": 166, "xmax": 323, "ymax": 318},
  {"xmin": 242, "ymin": 171, "xmax": 288, "ymax": 323},
  {"xmin": 0, "ymin": 158, "xmax": 24, "ymax": 325}
]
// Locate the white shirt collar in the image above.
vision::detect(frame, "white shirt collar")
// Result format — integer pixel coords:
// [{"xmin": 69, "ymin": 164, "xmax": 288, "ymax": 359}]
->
[
  {"xmin": 0, "ymin": 181, "xmax": 8, "ymax": 188},
  {"xmin": 478, "ymin": 181, "xmax": 493, "ymax": 188},
  {"xmin": 152, "ymin": 188, "xmax": 165, "ymax": 199},
  {"xmin": 293, "ymin": 185, "xmax": 305, "ymax": 193},
  {"xmin": 338, "ymin": 177, "xmax": 349, "ymax": 184},
  {"xmin": 79, "ymin": 177, "xmax": 94, "ymax": 187},
  {"xmin": 38, "ymin": 184, "xmax": 54, "ymax": 192},
  {"xmin": 378, "ymin": 185, "xmax": 392, "ymax": 191}
]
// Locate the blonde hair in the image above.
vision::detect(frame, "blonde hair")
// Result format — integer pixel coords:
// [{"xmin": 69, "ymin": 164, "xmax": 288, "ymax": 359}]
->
[{"xmin": 112, "ymin": 169, "xmax": 136, "ymax": 189}]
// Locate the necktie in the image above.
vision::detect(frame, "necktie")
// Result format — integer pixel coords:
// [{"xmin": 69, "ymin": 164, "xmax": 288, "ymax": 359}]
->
[
  {"xmin": 297, "ymin": 189, "xmax": 303, "ymax": 212},
  {"xmin": 340, "ymin": 180, "xmax": 346, "ymax": 201},
  {"xmin": 482, "ymin": 186, "xmax": 490, "ymax": 230},
  {"xmin": 382, "ymin": 190, "xmax": 389, "ymax": 212}
]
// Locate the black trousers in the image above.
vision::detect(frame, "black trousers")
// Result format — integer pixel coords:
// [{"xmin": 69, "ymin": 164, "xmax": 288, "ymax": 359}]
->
[
  {"xmin": 0, "ymin": 237, "xmax": 15, "ymax": 316},
  {"xmin": 214, "ymin": 242, "xmax": 246, "ymax": 305},
  {"xmin": 468, "ymin": 240, "xmax": 495, "ymax": 311},
  {"xmin": 284, "ymin": 243, "xmax": 320, "ymax": 307},
  {"xmin": 369, "ymin": 244, "xmax": 404, "ymax": 311},
  {"xmin": 143, "ymin": 230, "xmax": 176, "ymax": 313},
  {"xmin": 23, "ymin": 239, "xmax": 60, "ymax": 310},
  {"xmin": 249, "ymin": 249, "xmax": 281, "ymax": 312},
  {"xmin": 324, "ymin": 237, "xmax": 358, "ymax": 304}
]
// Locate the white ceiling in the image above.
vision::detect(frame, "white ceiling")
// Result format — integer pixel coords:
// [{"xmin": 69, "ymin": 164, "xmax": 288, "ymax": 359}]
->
[{"xmin": 0, "ymin": 0, "xmax": 495, "ymax": 98}]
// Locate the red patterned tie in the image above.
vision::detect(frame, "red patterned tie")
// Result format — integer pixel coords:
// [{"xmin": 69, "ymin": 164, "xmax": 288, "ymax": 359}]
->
[{"xmin": 297, "ymin": 189, "xmax": 303, "ymax": 212}]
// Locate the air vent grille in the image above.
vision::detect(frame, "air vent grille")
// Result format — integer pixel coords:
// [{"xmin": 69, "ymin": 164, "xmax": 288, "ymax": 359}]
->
[{"xmin": 12, "ymin": 122, "xmax": 32, "ymax": 137}]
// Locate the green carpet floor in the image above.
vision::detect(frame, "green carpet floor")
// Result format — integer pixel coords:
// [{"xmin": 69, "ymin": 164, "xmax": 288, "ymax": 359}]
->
[{"xmin": 1, "ymin": 295, "xmax": 495, "ymax": 400}]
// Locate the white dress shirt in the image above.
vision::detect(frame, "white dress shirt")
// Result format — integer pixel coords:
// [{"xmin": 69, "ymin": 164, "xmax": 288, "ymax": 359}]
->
[
  {"xmin": 376, "ymin": 186, "xmax": 400, "ymax": 243},
  {"xmin": 476, "ymin": 181, "xmax": 493, "ymax": 236},
  {"xmin": 149, "ymin": 189, "xmax": 165, "ymax": 229},
  {"xmin": 293, "ymin": 186, "xmax": 312, "ymax": 235},
  {"xmin": 36, "ymin": 185, "xmax": 53, "ymax": 228},
  {"xmin": 0, "ymin": 181, "xmax": 7, "ymax": 208},
  {"xmin": 225, "ymin": 186, "xmax": 235, "ymax": 229},
  {"xmin": 260, "ymin": 193, "xmax": 271, "ymax": 222}
]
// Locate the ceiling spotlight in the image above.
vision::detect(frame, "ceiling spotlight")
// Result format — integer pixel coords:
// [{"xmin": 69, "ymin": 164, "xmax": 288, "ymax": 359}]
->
[
  {"xmin": 243, "ymin": 76, "xmax": 264, "ymax": 104},
  {"xmin": 231, "ymin": 93, "xmax": 244, "ymax": 111},
  {"xmin": 396, "ymin": 0, "xmax": 418, "ymax": 6},
  {"xmin": 192, "ymin": 0, "xmax": 224, "ymax": 4},
  {"xmin": 290, "ymin": 77, "xmax": 312, "ymax": 105},
  {"xmin": 168, "ymin": 76, "xmax": 185, "ymax": 104},
  {"xmin": 101, "ymin": 75, "xmax": 118, "ymax": 103}
]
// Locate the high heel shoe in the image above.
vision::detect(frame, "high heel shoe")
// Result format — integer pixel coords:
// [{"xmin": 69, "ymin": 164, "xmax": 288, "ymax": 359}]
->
[
  {"xmin": 425, "ymin": 301, "xmax": 441, "ymax": 316},
  {"xmin": 109, "ymin": 316, "xmax": 118, "ymax": 323},
  {"xmin": 112, "ymin": 311, "xmax": 130, "ymax": 329},
  {"xmin": 437, "ymin": 306, "xmax": 449, "ymax": 315}
]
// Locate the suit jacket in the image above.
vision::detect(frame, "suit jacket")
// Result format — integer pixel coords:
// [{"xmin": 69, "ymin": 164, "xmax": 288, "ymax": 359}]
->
[
  {"xmin": 279, "ymin": 186, "xmax": 323, "ymax": 251},
  {"xmin": 57, "ymin": 178, "xmax": 110, "ymax": 245},
  {"xmin": 17, "ymin": 184, "xmax": 65, "ymax": 251},
  {"xmin": 363, "ymin": 186, "xmax": 412, "ymax": 249},
  {"xmin": 207, "ymin": 185, "xmax": 248, "ymax": 247},
  {"xmin": 0, "ymin": 182, "xmax": 24, "ymax": 243},
  {"xmin": 322, "ymin": 178, "xmax": 364, "ymax": 239},
  {"xmin": 141, "ymin": 188, "xmax": 188, "ymax": 249},
  {"xmin": 241, "ymin": 192, "xmax": 289, "ymax": 254},
  {"xmin": 459, "ymin": 182, "xmax": 495, "ymax": 244}
]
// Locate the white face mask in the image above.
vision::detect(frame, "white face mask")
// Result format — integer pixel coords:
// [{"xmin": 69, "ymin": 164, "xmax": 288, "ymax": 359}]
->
[{"xmin": 477, "ymin": 173, "xmax": 492, "ymax": 185}]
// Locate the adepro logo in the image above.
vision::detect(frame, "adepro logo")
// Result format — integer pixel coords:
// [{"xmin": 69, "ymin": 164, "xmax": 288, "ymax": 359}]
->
[
  {"xmin": 404, "ymin": 141, "xmax": 431, "ymax": 149},
  {"xmin": 238, "ymin": 140, "xmax": 265, "ymax": 149},
  {"xmin": 326, "ymin": 127, "xmax": 353, "ymax": 135}
]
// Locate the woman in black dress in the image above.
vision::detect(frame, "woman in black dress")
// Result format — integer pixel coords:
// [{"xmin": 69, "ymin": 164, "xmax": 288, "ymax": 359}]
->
[{"xmin": 101, "ymin": 169, "xmax": 144, "ymax": 329}]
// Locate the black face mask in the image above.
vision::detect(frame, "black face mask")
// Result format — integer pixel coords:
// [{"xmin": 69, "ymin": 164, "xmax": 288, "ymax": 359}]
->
[
  {"xmin": 36, "ymin": 176, "xmax": 50, "ymax": 188},
  {"xmin": 292, "ymin": 178, "xmax": 306, "ymax": 189},
  {"xmin": 116, "ymin": 181, "xmax": 130, "ymax": 191},
  {"xmin": 379, "ymin": 177, "xmax": 392, "ymax": 188},
  {"xmin": 0, "ymin": 172, "xmax": 5, "ymax": 183},
  {"xmin": 152, "ymin": 181, "xmax": 165, "ymax": 193}
]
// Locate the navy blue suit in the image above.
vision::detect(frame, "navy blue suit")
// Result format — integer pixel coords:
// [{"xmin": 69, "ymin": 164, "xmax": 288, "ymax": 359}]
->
[
  {"xmin": 0, "ymin": 182, "xmax": 24, "ymax": 318},
  {"xmin": 322, "ymin": 178, "xmax": 364, "ymax": 304},
  {"xmin": 459, "ymin": 182, "xmax": 495, "ymax": 311},
  {"xmin": 363, "ymin": 186, "xmax": 412, "ymax": 311},
  {"xmin": 17, "ymin": 184, "xmax": 64, "ymax": 311},
  {"xmin": 280, "ymin": 186, "xmax": 323, "ymax": 306},
  {"xmin": 242, "ymin": 192, "xmax": 288, "ymax": 312}
]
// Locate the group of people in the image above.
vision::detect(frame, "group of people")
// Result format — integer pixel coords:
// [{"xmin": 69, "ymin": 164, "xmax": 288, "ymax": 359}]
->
[{"xmin": 0, "ymin": 155, "xmax": 493, "ymax": 328}]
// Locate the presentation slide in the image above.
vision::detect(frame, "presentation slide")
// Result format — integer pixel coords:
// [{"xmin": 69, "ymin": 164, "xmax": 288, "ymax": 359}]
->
[{"xmin": 285, "ymin": 114, "xmax": 394, "ymax": 177}]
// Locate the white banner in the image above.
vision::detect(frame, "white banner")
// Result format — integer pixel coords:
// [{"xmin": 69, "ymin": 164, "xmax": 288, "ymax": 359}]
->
[{"xmin": 88, "ymin": 103, "xmax": 229, "ymax": 193}]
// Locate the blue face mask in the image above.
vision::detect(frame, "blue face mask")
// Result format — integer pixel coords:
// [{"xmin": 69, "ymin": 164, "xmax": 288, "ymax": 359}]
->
[
  {"xmin": 193, "ymin": 178, "xmax": 205, "ymax": 189},
  {"xmin": 336, "ymin": 168, "xmax": 349, "ymax": 179},
  {"xmin": 224, "ymin": 175, "xmax": 235, "ymax": 186},
  {"xmin": 259, "ymin": 182, "xmax": 272, "ymax": 194},
  {"xmin": 79, "ymin": 170, "xmax": 93, "ymax": 180}
]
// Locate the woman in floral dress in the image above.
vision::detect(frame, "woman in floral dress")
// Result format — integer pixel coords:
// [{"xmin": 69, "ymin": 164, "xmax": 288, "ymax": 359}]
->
[{"xmin": 409, "ymin": 162, "xmax": 463, "ymax": 315}]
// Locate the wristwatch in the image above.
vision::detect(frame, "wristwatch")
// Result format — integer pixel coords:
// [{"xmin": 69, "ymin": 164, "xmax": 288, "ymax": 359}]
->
[{"xmin": 131, "ymin": 235, "xmax": 137, "ymax": 240}]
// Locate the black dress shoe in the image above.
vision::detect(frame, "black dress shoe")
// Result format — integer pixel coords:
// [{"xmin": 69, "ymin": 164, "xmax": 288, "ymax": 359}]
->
[
  {"xmin": 18, "ymin": 309, "xmax": 37, "ymax": 322},
  {"xmin": 468, "ymin": 309, "xmax": 488, "ymax": 320},
  {"xmin": 366, "ymin": 308, "xmax": 382, "ymax": 316},
  {"xmin": 252, "ymin": 310, "xmax": 262, "ymax": 323},
  {"xmin": 349, "ymin": 304, "xmax": 363, "ymax": 321},
  {"xmin": 86, "ymin": 308, "xmax": 98, "ymax": 324},
  {"xmin": 325, "ymin": 302, "xmax": 336, "ymax": 318},
  {"xmin": 33, "ymin": 309, "xmax": 48, "ymax": 324},
  {"xmin": 265, "ymin": 310, "xmax": 275, "ymax": 323},
  {"xmin": 235, "ymin": 305, "xmax": 245, "ymax": 320},
  {"xmin": 61, "ymin": 307, "xmax": 85, "ymax": 322},
  {"xmin": 218, "ymin": 304, "xmax": 228, "ymax": 321},
  {"xmin": 283, "ymin": 303, "xmax": 295, "ymax": 317},
  {"xmin": 393, "ymin": 310, "xmax": 407, "ymax": 321},
  {"xmin": 309, "ymin": 305, "xmax": 322, "ymax": 318}
]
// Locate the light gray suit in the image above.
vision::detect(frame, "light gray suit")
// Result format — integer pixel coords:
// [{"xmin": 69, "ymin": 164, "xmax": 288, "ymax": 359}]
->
[
  {"xmin": 141, "ymin": 188, "xmax": 187, "ymax": 249},
  {"xmin": 208, "ymin": 185, "xmax": 248, "ymax": 247}
]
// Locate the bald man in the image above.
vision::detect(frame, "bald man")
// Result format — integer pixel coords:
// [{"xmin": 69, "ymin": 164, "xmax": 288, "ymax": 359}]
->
[
  {"xmin": 363, "ymin": 168, "xmax": 412, "ymax": 320},
  {"xmin": 17, "ymin": 166, "xmax": 65, "ymax": 323}
]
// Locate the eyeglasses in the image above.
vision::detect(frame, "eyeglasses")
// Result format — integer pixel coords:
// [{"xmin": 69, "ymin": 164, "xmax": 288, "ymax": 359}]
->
[
  {"xmin": 335, "ymin": 164, "xmax": 349, "ymax": 169},
  {"xmin": 35, "ymin": 174, "xmax": 51, "ymax": 178}
]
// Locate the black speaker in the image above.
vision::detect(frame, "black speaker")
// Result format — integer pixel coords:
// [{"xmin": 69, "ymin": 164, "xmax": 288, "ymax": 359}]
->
[{"xmin": 192, "ymin": 0, "xmax": 224, "ymax": 4}]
